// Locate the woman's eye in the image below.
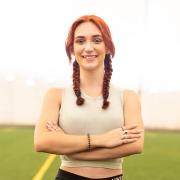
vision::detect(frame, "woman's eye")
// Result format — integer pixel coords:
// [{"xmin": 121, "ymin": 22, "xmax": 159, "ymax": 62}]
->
[
  {"xmin": 75, "ymin": 39, "xmax": 84, "ymax": 44},
  {"xmin": 94, "ymin": 38, "xmax": 102, "ymax": 43}
]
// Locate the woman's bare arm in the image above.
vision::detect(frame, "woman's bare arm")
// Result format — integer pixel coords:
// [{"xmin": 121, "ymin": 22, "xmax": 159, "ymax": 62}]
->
[
  {"xmin": 68, "ymin": 90, "xmax": 144, "ymax": 160},
  {"xmin": 34, "ymin": 88, "xmax": 90, "ymax": 154},
  {"xmin": 34, "ymin": 88, "xmax": 141, "ymax": 155}
]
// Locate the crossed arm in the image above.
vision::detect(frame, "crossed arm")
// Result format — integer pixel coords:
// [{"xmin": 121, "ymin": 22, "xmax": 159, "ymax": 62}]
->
[
  {"xmin": 34, "ymin": 88, "xmax": 144, "ymax": 159},
  {"xmin": 68, "ymin": 89, "xmax": 144, "ymax": 160}
]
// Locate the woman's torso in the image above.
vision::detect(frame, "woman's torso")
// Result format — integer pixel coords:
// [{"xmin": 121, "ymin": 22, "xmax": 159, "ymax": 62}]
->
[{"xmin": 58, "ymin": 84, "xmax": 124, "ymax": 178}]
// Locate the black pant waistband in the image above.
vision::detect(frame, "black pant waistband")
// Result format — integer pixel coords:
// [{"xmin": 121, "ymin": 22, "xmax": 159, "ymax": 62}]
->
[{"xmin": 55, "ymin": 169, "xmax": 123, "ymax": 180}]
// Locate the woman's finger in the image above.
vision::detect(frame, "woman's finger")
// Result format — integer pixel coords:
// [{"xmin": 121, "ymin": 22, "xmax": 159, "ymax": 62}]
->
[
  {"xmin": 124, "ymin": 124, "xmax": 137, "ymax": 130},
  {"xmin": 47, "ymin": 121, "xmax": 64, "ymax": 133},
  {"xmin": 127, "ymin": 134, "xmax": 141, "ymax": 139},
  {"xmin": 122, "ymin": 138, "xmax": 138, "ymax": 144},
  {"xmin": 46, "ymin": 124, "xmax": 55, "ymax": 132},
  {"xmin": 122, "ymin": 133, "xmax": 141, "ymax": 140},
  {"xmin": 46, "ymin": 122, "xmax": 58, "ymax": 131},
  {"xmin": 47, "ymin": 121, "xmax": 57, "ymax": 128},
  {"xmin": 128, "ymin": 129, "xmax": 143, "ymax": 134}
]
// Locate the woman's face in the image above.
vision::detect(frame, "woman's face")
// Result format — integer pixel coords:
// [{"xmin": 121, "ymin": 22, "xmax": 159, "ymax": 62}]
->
[{"xmin": 73, "ymin": 22, "xmax": 107, "ymax": 71}]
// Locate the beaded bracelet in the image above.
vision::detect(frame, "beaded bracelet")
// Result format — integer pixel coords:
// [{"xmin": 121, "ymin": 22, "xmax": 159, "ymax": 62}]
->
[{"xmin": 87, "ymin": 133, "xmax": 91, "ymax": 151}]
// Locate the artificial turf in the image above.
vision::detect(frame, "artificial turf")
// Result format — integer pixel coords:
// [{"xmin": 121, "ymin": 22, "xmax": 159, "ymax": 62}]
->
[{"xmin": 0, "ymin": 127, "xmax": 179, "ymax": 180}]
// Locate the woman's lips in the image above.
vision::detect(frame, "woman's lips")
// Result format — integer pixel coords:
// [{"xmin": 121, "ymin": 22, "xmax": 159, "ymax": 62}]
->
[{"xmin": 82, "ymin": 55, "xmax": 98, "ymax": 61}]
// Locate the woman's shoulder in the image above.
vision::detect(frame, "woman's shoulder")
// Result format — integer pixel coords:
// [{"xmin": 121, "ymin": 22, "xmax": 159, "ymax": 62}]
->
[
  {"xmin": 123, "ymin": 89, "xmax": 140, "ymax": 104},
  {"xmin": 110, "ymin": 84, "xmax": 139, "ymax": 104},
  {"xmin": 44, "ymin": 87, "xmax": 63, "ymax": 105},
  {"xmin": 45, "ymin": 84, "xmax": 72, "ymax": 104},
  {"xmin": 123, "ymin": 89, "xmax": 138, "ymax": 96},
  {"xmin": 46, "ymin": 87, "xmax": 62, "ymax": 96}
]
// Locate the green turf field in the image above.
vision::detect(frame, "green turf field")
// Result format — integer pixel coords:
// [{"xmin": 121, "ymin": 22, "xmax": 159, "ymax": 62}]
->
[{"xmin": 0, "ymin": 127, "xmax": 179, "ymax": 180}]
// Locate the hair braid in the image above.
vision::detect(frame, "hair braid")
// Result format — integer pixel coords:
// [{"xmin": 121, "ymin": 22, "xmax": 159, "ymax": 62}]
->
[
  {"xmin": 72, "ymin": 55, "xmax": 113, "ymax": 109},
  {"xmin": 72, "ymin": 60, "xmax": 85, "ymax": 105},
  {"xmin": 102, "ymin": 54, "xmax": 113, "ymax": 109}
]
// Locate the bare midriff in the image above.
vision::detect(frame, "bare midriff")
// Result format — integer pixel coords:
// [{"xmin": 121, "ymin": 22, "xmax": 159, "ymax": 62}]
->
[{"xmin": 61, "ymin": 166, "xmax": 122, "ymax": 179}]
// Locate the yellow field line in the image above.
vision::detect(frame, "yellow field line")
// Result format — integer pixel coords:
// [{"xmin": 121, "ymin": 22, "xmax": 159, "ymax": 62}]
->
[{"xmin": 32, "ymin": 154, "xmax": 57, "ymax": 180}]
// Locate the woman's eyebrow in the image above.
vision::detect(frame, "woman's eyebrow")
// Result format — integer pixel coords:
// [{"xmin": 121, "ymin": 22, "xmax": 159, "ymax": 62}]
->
[
  {"xmin": 75, "ymin": 34, "xmax": 103, "ymax": 39},
  {"xmin": 75, "ymin": 36, "xmax": 85, "ymax": 39},
  {"xmin": 92, "ymin": 34, "xmax": 103, "ymax": 38}
]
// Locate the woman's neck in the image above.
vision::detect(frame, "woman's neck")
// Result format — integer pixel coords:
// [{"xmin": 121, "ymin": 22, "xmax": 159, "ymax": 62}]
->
[{"xmin": 79, "ymin": 67, "xmax": 104, "ymax": 90}]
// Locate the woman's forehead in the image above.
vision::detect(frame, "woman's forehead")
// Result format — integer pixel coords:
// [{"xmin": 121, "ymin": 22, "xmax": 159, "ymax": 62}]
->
[{"xmin": 74, "ymin": 22, "xmax": 102, "ymax": 38}]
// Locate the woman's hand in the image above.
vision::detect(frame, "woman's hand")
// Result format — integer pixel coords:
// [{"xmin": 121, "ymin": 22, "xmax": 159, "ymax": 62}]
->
[
  {"xmin": 94, "ymin": 125, "xmax": 143, "ymax": 148},
  {"xmin": 46, "ymin": 121, "xmax": 142, "ymax": 149},
  {"xmin": 46, "ymin": 120, "xmax": 64, "ymax": 133}
]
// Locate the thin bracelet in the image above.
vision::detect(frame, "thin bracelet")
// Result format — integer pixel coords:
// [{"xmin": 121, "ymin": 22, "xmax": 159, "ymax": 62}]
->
[{"xmin": 87, "ymin": 133, "xmax": 91, "ymax": 151}]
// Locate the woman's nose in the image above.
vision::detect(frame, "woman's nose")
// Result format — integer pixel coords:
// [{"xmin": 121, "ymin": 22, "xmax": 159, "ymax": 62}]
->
[{"xmin": 84, "ymin": 42, "xmax": 94, "ymax": 52}]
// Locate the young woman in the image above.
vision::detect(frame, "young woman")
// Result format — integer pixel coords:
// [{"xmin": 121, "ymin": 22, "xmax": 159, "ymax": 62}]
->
[{"xmin": 34, "ymin": 15, "xmax": 144, "ymax": 180}]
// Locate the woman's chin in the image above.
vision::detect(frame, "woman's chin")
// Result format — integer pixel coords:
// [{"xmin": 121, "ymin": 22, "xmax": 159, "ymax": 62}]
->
[{"xmin": 81, "ymin": 64, "xmax": 99, "ymax": 71}]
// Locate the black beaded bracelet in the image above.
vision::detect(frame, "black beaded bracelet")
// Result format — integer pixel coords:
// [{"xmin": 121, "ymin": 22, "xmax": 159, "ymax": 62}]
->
[{"xmin": 87, "ymin": 133, "xmax": 91, "ymax": 151}]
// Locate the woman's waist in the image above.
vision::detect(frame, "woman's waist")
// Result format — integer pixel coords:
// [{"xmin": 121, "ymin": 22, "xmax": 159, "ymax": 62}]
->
[
  {"xmin": 60, "ymin": 155, "xmax": 123, "ymax": 170},
  {"xmin": 60, "ymin": 166, "xmax": 122, "ymax": 179}
]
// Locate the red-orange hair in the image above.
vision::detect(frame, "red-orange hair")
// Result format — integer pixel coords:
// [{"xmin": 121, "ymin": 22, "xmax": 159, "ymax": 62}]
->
[
  {"xmin": 66, "ymin": 15, "xmax": 114, "ymax": 109},
  {"xmin": 65, "ymin": 15, "xmax": 115, "ymax": 62}
]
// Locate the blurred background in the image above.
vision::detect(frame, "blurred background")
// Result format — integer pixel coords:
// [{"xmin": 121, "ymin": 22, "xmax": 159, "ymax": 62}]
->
[
  {"xmin": 0, "ymin": 0, "xmax": 180, "ymax": 129},
  {"xmin": 0, "ymin": 0, "xmax": 180, "ymax": 179}
]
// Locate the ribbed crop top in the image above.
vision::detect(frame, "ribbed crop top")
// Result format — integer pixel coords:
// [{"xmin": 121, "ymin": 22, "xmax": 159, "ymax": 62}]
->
[{"xmin": 59, "ymin": 83, "xmax": 124, "ymax": 169}]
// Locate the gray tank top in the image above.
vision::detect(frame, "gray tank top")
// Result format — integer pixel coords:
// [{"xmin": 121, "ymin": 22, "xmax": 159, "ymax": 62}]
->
[{"xmin": 59, "ymin": 83, "xmax": 124, "ymax": 169}]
